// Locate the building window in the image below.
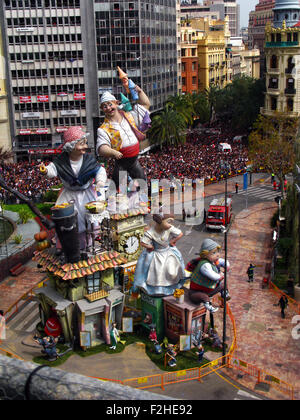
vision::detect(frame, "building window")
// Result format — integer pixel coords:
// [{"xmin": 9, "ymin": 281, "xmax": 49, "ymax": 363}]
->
[
  {"xmin": 287, "ymin": 98, "xmax": 294, "ymax": 112},
  {"xmin": 271, "ymin": 96, "xmax": 277, "ymax": 111},
  {"xmin": 268, "ymin": 77, "xmax": 278, "ymax": 89},
  {"xmin": 270, "ymin": 55, "xmax": 278, "ymax": 69}
]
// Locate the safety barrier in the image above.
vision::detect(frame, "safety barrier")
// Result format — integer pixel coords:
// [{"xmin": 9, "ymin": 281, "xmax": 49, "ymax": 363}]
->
[
  {"xmin": 122, "ymin": 355, "xmax": 228, "ymax": 391},
  {"xmin": 4, "ymin": 277, "xmax": 47, "ymax": 322},
  {"xmin": 268, "ymin": 280, "xmax": 300, "ymax": 315},
  {"xmin": 227, "ymin": 356, "xmax": 295, "ymax": 400},
  {"xmin": 0, "ymin": 346, "xmax": 23, "ymax": 360},
  {"xmin": 1, "ymin": 283, "xmax": 297, "ymax": 399}
]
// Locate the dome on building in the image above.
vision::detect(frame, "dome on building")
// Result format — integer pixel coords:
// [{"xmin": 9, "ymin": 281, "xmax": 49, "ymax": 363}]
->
[{"xmin": 273, "ymin": 0, "xmax": 300, "ymax": 27}]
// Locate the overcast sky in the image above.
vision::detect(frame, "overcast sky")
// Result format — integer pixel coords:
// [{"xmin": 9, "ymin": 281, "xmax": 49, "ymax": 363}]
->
[{"xmin": 237, "ymin": 0, "xmax": 259, "ymax": 28}]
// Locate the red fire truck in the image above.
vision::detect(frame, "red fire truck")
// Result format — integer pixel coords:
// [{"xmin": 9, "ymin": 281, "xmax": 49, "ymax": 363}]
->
[{"xmin": 205, "ymin": 197, "xmax": 232, "ymax": 230}]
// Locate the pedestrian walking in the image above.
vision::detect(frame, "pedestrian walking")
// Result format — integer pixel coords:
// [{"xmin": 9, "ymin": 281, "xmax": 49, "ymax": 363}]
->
[
  {"xmin": 0, "ymin": 310, "xmax": 6, "ymax": 340},
  {"xmin": 247, "ymin": 263, "xmax": 255, "ymax": 282},
  {"xmin": 278, "ymin": 295, "xmax": 288, "ymax": 319},
  {"xmin": 235, "ymin": 182, "xmax": 239, "ymax": 194},
  {"xmin": 273, "ymin": 180, "xmax": 277, "ymax": 191},
  {"xmin": 271, "ymin": 173, "xmax": 275, "ymax": 184}
]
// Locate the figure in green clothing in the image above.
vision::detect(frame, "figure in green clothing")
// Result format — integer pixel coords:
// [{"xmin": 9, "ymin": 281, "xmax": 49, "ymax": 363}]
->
[
  {"xmin": 109, "ymin": 322, "xmax": 126, "ymax": 350},
  {"xmin": 109, "ymin": 322, "xmax": 119, "ymax": 350},
  {"xmin": 247, "ymin": 263, "xmax": 255, "ymax": 282}
]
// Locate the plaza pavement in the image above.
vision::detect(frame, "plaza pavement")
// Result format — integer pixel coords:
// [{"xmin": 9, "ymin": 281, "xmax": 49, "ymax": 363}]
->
[{"xmin": 0, "ymin": 176, "xmax": 300, "ymax": 400}]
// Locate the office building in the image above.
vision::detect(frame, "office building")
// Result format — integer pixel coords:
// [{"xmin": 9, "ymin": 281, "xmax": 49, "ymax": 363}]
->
[
  {"xmin": 0, "ymin": 24, "xmax": 11, "ymax": 155},
  {"xmin": 203, "ymin": 0, "xmax": 240, "ymax": 37},
  {"xmin": 0, "ymin": 0, "xmax": 179, "ymax": 161}
]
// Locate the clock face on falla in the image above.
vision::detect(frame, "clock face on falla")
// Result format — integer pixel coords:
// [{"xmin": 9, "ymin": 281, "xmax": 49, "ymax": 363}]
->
[{"xmin": 124, "ymin": 235, "xmax": 140, "ymax": 255}]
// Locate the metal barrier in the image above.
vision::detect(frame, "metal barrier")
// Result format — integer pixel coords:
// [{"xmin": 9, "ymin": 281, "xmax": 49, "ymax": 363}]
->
[
  {"xmin": 268, "ymin": 280, "xmax": 300, "ymax": 315},
  {"xmin": 4, "ymin": 277, "xmax": 47, "ymax": 322},
  {"xmin": 227, "ymin": 356, "xmax": 295, "ymax": 400},
  {"xmin": 0, "ymin": 346, "xmax": 23, "ymax": 360},
  {"xmin": 1, "ymin": 283, "xmax": 297, "ymax": 399}
]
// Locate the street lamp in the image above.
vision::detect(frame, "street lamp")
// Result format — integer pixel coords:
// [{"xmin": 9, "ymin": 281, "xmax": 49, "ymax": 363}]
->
[
  {"xmin": 295, "ymin": 165, "xmax": 300, "ymax": 288},
  {"xmin": 220, "ymin": 157, "xmax": 230, "ymax": 357}
]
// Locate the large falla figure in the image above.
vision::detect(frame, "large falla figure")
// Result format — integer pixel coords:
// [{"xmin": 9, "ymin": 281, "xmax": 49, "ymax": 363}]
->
[
  {"xmin": 133, "ymin": 212, "xmax": 186, "ymax": 297},
  {"xmin": 40, "ymin": 126, "xmax": 107, "ymax": 253}
]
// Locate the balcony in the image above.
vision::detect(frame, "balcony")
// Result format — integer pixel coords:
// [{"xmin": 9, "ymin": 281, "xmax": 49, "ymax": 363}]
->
[
  {"xmin": 285, "ymin": 87, "xmax": 296, "ymax": 95},
  {"xmin": 266, "ymin": 41, "xmax": 299, "ymax": 48},
  {"xmin": 268, "ymin": 67, "xmax": 280, "ymax": 74},
  {"xmin": 268, "ymin": 87, "xmax": 280, "ymax": 95}
]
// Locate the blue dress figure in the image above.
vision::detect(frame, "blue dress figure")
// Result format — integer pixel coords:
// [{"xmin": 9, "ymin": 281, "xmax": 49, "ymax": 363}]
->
[{"xmin": 133, "ymin": 212, "xmax": 185, "ymax": 297}]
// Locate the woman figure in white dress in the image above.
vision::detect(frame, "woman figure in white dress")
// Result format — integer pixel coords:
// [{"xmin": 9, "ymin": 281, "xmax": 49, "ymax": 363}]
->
[
  {"xmin": 133, "ymin": 212, "xmax": 185, "ymax": 296},
  {"xmin": 40, "ymin": 126, "xmax": 107, "ymax": 250}
]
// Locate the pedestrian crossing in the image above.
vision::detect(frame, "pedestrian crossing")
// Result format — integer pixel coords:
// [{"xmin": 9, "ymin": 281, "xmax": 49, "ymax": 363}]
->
[
  {"xmin": 6, "ymin": 299, "xmax": 40, "ymax": 334},
  {"xmin": 237, "ymin": 185, "xmax": 281, "ymax": 201}
]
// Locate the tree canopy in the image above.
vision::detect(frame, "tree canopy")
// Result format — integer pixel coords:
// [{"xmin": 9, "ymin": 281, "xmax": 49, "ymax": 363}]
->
[
  {"xmin": 248, "ymin": 112, "xmax": 299, "ymax": 194},
  {"xmin": 147, "ymin": 76, "xmax": 264, "ymax": 148}
]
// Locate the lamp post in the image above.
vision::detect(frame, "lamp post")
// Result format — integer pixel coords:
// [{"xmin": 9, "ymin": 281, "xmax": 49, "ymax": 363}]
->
[
  {"xmin": 220, "ymin": 157, "xmax": 230, "ymax": 357},
  {"xmin": 295, "ymin": 165, "xmax": 300, "ymax": 288}
]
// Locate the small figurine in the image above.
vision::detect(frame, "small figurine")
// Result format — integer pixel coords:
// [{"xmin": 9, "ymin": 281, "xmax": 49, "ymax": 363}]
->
[
  {"xmin": 109, "ymin": 322, "xmax": 126, "ymax": 350},
  {"xmin": 109, "ymin": 322, "xmax": 120, "ymax": 350},
  {"xmin": 149, "ymin": 324, "xmax": 157, "ymax": 342},
  {"xmin": 33, "ymin": 335, "xmax": 59, "ymax": 362},
  {"xmin": 187, "ymin": 239, "xmax": 230, "ymax": 313},
  {"xmin": 196, "ymin": 344, "xmax": 205, "ymax": 363},
  {"xmin": 133, "ymin": 211, "xmax": 185, "ymax": 296},
  {"xmin": 166, "ymin": 344, "xmax": 177, "ymax": 367},
  {"xmin": 149, "ymin": 325, "xmax": 162, "ymax": 354},
  {"xmin": 209, "ymin": 328, "xmax": 223, "ymax": 349}
]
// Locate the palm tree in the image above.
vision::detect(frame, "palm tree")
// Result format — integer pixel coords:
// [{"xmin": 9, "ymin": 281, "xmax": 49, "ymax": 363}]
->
[
  {"xmin": 148, "ymin": 107, "xmax": 187, "ymax": 149},
  {"xmin": 205, "ymin": 85, "xmax": 221, "ymax": 124},
  {"xmin": 166, "ymin": 94, "xmax": 194, "ymax": 127},
  {"xmin": 189, "ymin": 92, "xmax": 210, "ymax": 124}
]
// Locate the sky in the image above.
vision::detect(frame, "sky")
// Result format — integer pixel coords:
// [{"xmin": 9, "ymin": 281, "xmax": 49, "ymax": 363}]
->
[{"xmin": 237, "ymin": 0, "xmax": 260, "ymax": 28}]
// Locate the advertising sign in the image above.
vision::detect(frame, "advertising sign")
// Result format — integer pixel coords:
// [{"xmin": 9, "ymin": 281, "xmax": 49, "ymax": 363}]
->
[{"xmin": 37, "ymin": 95, "xmax": 49, "ymax": 103}]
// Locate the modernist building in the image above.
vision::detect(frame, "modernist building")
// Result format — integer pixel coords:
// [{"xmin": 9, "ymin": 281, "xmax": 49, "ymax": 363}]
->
[
  {"xmin": 0, "ymin": 0, "xmax": 179, "ymax": 161},
  {"xmin": 262, "ymin": 0, "xmax": 300, "ymax": 117}
]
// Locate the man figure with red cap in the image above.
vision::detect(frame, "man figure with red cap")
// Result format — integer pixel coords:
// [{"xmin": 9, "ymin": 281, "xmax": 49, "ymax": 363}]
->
[
  {"xmin": 39, "ymin": 126, "xmax": 107, "ymax": 249},
  {"xmin": 97, "ymin": 85, "xmax": 150, "ymax": 191}
]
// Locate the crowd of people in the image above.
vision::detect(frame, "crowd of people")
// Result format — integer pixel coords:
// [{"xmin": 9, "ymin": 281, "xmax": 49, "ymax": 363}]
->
[
  {"xmin": 108, "ymin": 121, "xmax": 249, "ymax": 187},
  {"xmin": 0, "ymin": 160, "xmax": 58, "ymax": 203},
  {"xmin": 0, "ymin": 122, "xmax": 249, "ymax": 202}
]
